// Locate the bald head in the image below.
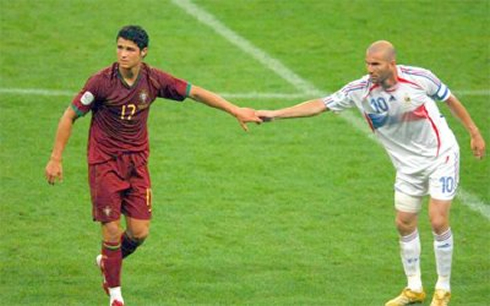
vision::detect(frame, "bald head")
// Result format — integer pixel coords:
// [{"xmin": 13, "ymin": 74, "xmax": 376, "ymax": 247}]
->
[
  {"xmin": 367, "ymin": 40, "xmax": 396, "ymax": 62},
  {"xmin": 365, "ymin": 40, "xmax": 398, "ymax": 88}
]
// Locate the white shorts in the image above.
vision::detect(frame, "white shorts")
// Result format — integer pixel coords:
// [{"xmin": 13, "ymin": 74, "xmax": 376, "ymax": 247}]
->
[{"xmin": 394, "ymin": 148, "xmax": 460, "ymax": 202}]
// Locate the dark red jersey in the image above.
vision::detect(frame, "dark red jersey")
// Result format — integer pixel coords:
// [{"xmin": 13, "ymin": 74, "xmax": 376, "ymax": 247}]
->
[{"xmin": 71, "ymin": 63, "xmax": 189, "ymax": 164}]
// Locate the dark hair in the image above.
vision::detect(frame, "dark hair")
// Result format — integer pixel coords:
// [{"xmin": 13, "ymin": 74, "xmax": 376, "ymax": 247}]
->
[{"xmin": 117, "ymin": 25, "xmax": 149, "ymax": 50}]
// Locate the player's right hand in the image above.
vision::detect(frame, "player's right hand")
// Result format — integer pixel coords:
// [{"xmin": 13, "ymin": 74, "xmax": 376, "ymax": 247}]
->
[
  {"xmin": 234, "ymin": 107, "xmax": 263, "ymax": 131},
  {"xmin": 45, "ymin": 159, "xmax": 63, "ymax": 185}
]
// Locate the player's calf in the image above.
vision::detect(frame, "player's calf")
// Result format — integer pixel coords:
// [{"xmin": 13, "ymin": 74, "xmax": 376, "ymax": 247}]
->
[{"xmin": 121, "ymin": 231, "xmax": 145, "ymax": 258}]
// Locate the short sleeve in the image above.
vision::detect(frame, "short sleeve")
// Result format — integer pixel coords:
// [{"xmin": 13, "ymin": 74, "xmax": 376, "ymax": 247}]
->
[
  {"xmin": 322, "ymin": 82, "xmax": 359, "ymax": 112},
  {"xmin": 152, "ymin": 69, "xmax": 189, "ymax": 102},
  {"xmin": 71, "ymin": 75, "xmax": 101, "ymax": 117},
  {"xmin": 406, "ymin": 67, "xmax": 451, "ymax": 101}
]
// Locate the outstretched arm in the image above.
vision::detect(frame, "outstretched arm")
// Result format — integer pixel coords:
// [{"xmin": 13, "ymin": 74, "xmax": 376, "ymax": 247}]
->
[
  {"xmin": 257, "ymin": 99, "xmax": 328, "ymax": 121},
  {"xmin": 45, "ymin": 106, "xmax": 79, "ymax": 184},
  {"xmin": 188, "ymin": 85, "xmax": 262, "ymax": 131},
  {"xmin": 445, "ymin": 95, "xmax": 485, "ymax": 159}
]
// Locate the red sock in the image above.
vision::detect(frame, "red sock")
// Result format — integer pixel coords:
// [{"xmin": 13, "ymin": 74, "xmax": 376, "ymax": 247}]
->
[{"xmin": 102, "ymin": 241, "xmax": 122, "ymax": 288}]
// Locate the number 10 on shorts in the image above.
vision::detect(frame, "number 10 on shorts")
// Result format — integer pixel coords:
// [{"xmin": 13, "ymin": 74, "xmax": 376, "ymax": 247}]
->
[{"xmin": 439, "ymin": 176, "xmax": 455, "ymax": 194}]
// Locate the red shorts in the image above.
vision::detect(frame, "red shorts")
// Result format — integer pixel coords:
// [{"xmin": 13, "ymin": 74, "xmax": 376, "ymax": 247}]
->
[{"xmin": 89, "ymin": 152, "xmax": 152, "ymax": 223}]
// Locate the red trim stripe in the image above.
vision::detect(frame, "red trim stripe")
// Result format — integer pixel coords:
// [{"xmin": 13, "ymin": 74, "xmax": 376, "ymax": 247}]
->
[
  {"xmin": 363, "ymin": 113, "xmax": 375, "ymax": 132},
  {"xmin": 400, "ymin": 67, "xmax": 440, "ymax": 85},
  {"xmin": 397, "ymin": 77, "xmax": 423, "ymax": 89},
  {"xmin": 420, "ymin": 105, "xmax": 441, "ymax": 156},
  {"xmin": 363, "ymin": 83, "xmax": 380, "ymax": 99}
]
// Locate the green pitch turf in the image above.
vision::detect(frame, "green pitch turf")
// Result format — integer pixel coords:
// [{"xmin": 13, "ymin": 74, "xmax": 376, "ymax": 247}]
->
[{"xmin": 1, "ymin": 0, "xmax": 489, "ymax": 305}]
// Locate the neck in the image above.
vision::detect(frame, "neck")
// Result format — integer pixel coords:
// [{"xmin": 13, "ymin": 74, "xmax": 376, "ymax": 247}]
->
[
  {"xmin": 380, "ymin": 67, "xmax": 398, "ymax": 89},
  {"xmin": 119, "ymin": 63, "xmax": 141, "ymax": 85}
]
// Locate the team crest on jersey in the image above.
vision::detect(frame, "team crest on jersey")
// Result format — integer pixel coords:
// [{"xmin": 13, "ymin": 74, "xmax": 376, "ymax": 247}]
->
[
  {"xmin": 138, "ymin": 90, "xmax": 150, "ymax": 110},
  {"xmin": 139, "ymin": 90, "xmax": 148, "ymax": 104},
  {"xmin": 80, "ymin": 91, "xmax": 94, "ymax": 105}
]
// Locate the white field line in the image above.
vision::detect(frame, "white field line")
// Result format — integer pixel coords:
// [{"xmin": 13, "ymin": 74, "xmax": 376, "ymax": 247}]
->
[
  {"xmin": 0, "ymin": 88, "xmax": 75, "ymax": 96},
  {"xmin": 223, "ymin": 90, "xmax": 490, "ymax": 97},
  {"xmin": 0, "ymin": 88, "xmax": 488, "ymax": 98},
  {"xmin": 171, "ymin": 0, "xmax": 320, "ymax": 96},
  {"xmin": 173, "ymin": 0, "xmax": 489, "ymax": 219},
  {"xmin": 455, "ymin": 89, "xmax": 490, "ymax": 96},
  {"xmin": 0, "ymin": 88, "xmax": 312, "ymax": 99},
  {"xmin": 457, "ymin": 189, "xmax": 490, "ymax": 220}
]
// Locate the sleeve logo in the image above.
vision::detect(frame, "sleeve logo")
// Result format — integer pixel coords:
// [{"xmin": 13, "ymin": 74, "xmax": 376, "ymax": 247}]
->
[{"xmin": 80, "ymin": 91, "xmax": 95, "ymax": 106}]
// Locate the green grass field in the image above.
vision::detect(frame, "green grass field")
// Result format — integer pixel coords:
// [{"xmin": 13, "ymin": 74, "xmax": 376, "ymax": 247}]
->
[{"xmin": 1, "ymin": 0, "xmax": 489, "ymax": 305}]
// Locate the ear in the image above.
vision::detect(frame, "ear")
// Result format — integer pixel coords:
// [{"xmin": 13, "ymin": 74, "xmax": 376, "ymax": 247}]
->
[{"xmin": 141, "ymin": 47, "xmax": 148, "ymax": 58}]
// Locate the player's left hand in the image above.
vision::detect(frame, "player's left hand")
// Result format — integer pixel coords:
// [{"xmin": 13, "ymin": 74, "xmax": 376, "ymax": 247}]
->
[
  {"xmin": 471, "ymin": 133, "xmax": 486, "ymax": 159},
  {"xmin": 234, "ymin": 107, "xmax": 262, "ymax": 131},
  {"xmin": 256, "ymin": 110, "xmax": 276, "ymax": 122}
]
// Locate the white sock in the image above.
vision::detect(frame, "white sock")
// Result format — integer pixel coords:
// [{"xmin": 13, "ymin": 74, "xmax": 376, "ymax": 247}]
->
[
  {"xmin": 109, "ymin": 286, "xmax": 124, "ymax": 303},
  {"xmin": 433, "ymin": 228, "xmax": 453, "ymax": 292},
  {"xmin": 400, "ymin": 229, "xmax": 422, "ymax": 292}
]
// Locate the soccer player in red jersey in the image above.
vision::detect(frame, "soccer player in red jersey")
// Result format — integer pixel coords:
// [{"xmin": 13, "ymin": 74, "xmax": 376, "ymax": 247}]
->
[{"xmin": 45, "ymin": 25, "xmax": 262, "ymax": 306}]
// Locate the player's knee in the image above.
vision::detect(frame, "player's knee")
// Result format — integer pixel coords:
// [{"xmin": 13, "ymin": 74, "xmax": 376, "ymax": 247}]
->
[
  {"xmin": 395, "ymin": 216, "xmax": 417, "ymax": 234},
  {"xmin": 132, "ymin": 232, "xmax": 148, "ymax": 242},
  {"xmin": 102, "ymin": 221, "xmax": 123, "ymax": 242},
  {"xmin": 429, "ymin": 216, "xmax": 449, "ymax": 234},
  {"xmin": 394, "ymin": 192, "xmax": 421, "ymax": 235},
  {"xmin": 395, "ymin": 216, "xmax": 412, "ymax": 229},
  {"xmin": 130, "ymin": 226, "xmax": 150, "ymax": 241},
  {"xmin": 429, "ymin": 199, "xmax": 451, "ymax": 234}
]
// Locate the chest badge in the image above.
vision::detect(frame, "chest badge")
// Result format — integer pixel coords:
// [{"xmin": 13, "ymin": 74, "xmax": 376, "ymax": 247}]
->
[
  {"xmin": 138, "ymin": 90, "xmax": 150, "ymax": 110},
  {"xmin": 139, "ymin": 90, "xmax": 148, "ymax": 104}
]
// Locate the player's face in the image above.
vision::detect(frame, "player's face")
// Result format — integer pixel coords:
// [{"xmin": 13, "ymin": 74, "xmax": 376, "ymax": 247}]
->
[
  {"xmin": 365, "ymin": 51, "xmax": 395, "ymax": 86},
  {"xmin": 117, "ymin": 38, "xmax": 147, "ymax": 70}
]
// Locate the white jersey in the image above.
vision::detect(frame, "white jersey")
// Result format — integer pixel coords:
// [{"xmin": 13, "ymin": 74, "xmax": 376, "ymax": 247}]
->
[{"xmin": 323, "ymin": 65, "xmax": 459, "ymax": 174}]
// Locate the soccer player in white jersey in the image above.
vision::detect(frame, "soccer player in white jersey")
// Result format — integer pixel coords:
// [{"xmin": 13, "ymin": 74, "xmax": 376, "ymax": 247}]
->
[{"xmin": 257, "ymin": 40, "xmax": 485, "ymax": 306}]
